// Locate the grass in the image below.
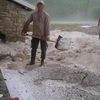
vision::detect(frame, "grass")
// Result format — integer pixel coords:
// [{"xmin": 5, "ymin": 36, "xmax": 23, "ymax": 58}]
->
[
  {"xmin": 50, "ymin": 24, "xmax": 99, "ymax": 35},
  {"xmin": 50, "ymin": 24, "xmax": 81, "ymax": 31}
]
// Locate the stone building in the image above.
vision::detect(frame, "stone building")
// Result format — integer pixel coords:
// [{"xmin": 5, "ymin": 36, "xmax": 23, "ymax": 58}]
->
[{"xmin": 0, "ymin": 0, "xmax": 35, "ymax": 41}]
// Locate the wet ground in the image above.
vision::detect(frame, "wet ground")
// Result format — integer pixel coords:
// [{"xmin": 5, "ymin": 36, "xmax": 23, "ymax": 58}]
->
[
  {"xmin": 0, "ymin": 70, "xmax": 11, "ymax": 100},
  {"xmin": 0, "ymin": 29, "xmax": 100, "ymax": 100},
  {"xmin": 1, "ymin": 66, "xmax": 100, "ymax": 100}
]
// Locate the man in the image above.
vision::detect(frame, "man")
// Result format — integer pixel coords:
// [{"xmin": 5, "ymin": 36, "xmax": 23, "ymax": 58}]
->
[
  {"xmin": 98, "ymin": 18, "xmax": 100, "ymax": 39},
  {"xmin": 21, "ymin": 1, "xmax": 50, "ymax": 66}
]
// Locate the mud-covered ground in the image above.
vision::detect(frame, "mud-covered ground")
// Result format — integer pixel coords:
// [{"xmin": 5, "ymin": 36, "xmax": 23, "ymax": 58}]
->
[{"xmin": 0, "ymin": 26, "xmax": 100, "ymax": 99}]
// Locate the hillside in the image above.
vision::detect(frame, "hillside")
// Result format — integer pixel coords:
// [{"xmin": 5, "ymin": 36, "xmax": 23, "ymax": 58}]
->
[{"xmin": 26, "ymin": 0, "xmax": 100, "ymax": 21}]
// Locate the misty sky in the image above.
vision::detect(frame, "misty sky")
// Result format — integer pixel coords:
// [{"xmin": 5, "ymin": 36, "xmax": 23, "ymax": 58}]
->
[{"xmin": 27, "ymin": 0, "xmax": 100, "ymax": 22}]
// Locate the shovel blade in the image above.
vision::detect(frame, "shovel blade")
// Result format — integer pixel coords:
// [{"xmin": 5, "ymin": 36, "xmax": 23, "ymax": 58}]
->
[{"xmin": 55, "ymin": 35, "xmax": 63, "ymax": 49}]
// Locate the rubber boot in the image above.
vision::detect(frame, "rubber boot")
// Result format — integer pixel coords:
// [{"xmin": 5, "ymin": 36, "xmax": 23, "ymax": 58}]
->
[{"xmin": 40, "ymin": 59, "xmax": 44, "ymax": 66}]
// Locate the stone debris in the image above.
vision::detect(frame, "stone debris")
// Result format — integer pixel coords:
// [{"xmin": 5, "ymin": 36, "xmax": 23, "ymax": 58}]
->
[{"xmin": 0, "ymin": 30, "xmax": 100, "ymax": 100}]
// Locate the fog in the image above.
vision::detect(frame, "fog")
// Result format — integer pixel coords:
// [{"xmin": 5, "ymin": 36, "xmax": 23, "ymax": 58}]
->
[{"xmin": 27, "ymin": 0, "xmax": 100, "ymax": 24}]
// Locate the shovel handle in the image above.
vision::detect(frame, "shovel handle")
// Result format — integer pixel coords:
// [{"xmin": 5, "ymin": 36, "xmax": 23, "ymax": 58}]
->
[
  {"xmin": 25, "ymin": 34, "xmax": 56, "ymax": 42},
  {"xmin": 49, "ymin": 39, "xmax": 56, "ymax": 42}
]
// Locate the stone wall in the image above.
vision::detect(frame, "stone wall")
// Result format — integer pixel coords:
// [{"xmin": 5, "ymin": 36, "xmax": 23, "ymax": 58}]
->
[{"xmin": 0, "ymin": 0, "xmax": 30, "ymax": 41}]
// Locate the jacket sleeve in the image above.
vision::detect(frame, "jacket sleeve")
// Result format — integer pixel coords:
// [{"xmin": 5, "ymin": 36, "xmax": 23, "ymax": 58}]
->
[
  {"xmin": 98, "ymin": 18, "xmax": 100, "ymax": 26},
  {"xmin": 22, "ymin": 14, "xmax": 33, "ymax": 33},
  {"xmin": 44, "ymin": 14, "xmax": 50, "ymax": 37}
]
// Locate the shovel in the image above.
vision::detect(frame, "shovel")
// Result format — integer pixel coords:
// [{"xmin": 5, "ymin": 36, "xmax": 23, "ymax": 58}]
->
[
  {"xmin": 55, "ymin": 35, "xmax": 63, "ymax": 49},
  {"xmin": 25, "ymin": 34, "xmax": 70, "ymax": 50}
]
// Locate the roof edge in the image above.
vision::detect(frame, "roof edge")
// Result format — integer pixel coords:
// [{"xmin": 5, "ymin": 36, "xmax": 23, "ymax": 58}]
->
[{"xmin": 7, "ymin": 0, "xmax": 35, "ymax": 11}]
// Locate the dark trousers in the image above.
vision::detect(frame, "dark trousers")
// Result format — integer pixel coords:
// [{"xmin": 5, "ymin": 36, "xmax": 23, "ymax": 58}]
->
[{"xmin": 31, "ymin": 37, "xmax": 48, "ymax": 62}]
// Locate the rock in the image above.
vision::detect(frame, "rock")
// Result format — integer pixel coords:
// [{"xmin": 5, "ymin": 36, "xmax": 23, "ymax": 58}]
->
[{"xmin": 7, "ymin": 63, "xmax": 17, "ymax": 69}]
